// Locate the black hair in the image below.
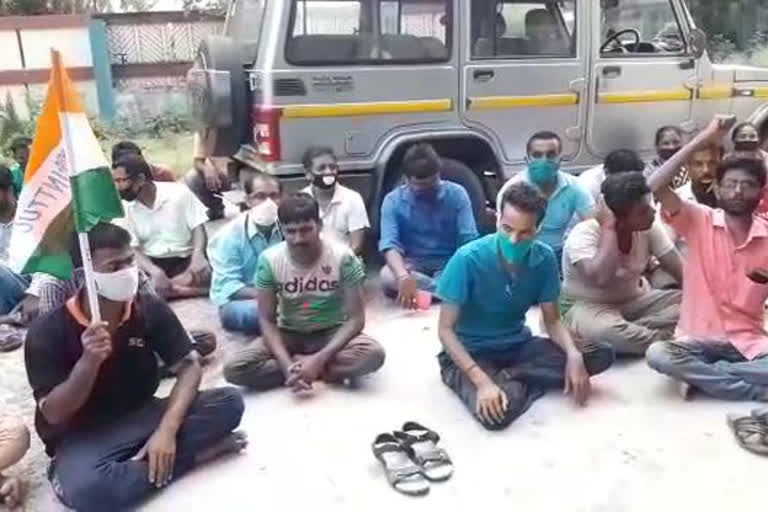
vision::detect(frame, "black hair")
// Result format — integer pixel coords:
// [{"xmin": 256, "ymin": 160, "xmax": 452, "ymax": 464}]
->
[
  {"xmin": 301, "ymin": 146, "xmax": 336, "ymax": 171},
  {"xmin": 601, "ymin": 171, "xmax": 651, "ymax": 217},
  {"xmin": 111, "ymin": 140, "xmax": 142, "ymax": 163},
  {"xmin": 277, "ymin": 192, "xmax": 320, "ymax": 225},
  {"xmin": 731, "ymin": 122, "xmax": 758, "ymax": 142},
  {"xmin": 526, "ymin": 131, "xmax": 562, "ymax": 154},
  {"xmin": 654, "ymin": 125, "xmax": 683, "ymax": 146},
  {"xmin": 88, "ymin": 222, "xmax": 132, "ymax": 254},
  {"xmin": 0, "ymin": 164, "xmax": 11, "ymax": 191},
  {"xmin": 499, "ymin": 181, "xmax": 547, "ymax": 225},
  {"xmin": 243, "ymin": 170, "xmax": 283, "ymax": 195},
  {"xmin": 113, "ymin": 155, "xmax": 153, "ymax": 182},
  {"xmin": 603, "ymin": 149, "xmax": 644, "ymax": 175},
  {"xmin": 10, "ymin": 137, "xmax": 31, "ymax": 152},
  {"xmin": 716, "ymin": 156, "xmax": 767, "ymax": 188},
  {"xmin": 402, "ymin": 143, "xmax": 441, "ymax": 179}
]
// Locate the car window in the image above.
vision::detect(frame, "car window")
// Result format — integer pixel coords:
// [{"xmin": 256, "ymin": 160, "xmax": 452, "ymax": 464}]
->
[
  {"xmin": 227, "ymin": 0, "xmax": 268, "ymax": 62},
  {"xmin": 286, "ymin": 0, "xmax": 451, "ymax": 65},
  {"xmin": 600, "ymin": 0, "xmax": 686, "ymax": 56},
  {"xmin": 470, "ymin": 0, "xmax": 576, "ymax": 59}
]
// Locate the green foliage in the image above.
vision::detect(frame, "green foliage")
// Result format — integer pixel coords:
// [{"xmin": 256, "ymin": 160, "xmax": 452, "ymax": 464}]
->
[{"xmin": 0, "ymin": 91, "xmax": 41, "ymax": 159}]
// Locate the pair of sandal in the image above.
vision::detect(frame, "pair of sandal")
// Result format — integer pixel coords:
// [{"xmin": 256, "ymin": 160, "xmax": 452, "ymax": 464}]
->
[
  {"xmin": 372, "ymin": 422, "xmax": 453, "ymax": 496},
  {"xmin": 727, "ymin": 408, "xmax": 768, "ymax": 455}
]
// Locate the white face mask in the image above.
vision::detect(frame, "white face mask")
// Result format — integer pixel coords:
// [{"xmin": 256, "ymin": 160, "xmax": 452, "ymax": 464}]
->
[
  {"xmin": 93, "ymin": 265, "xmax": 139, "ymax": 302},
  {"xmin": 250, "ymin": 198, "xmax": 278, "ymax": 227}
]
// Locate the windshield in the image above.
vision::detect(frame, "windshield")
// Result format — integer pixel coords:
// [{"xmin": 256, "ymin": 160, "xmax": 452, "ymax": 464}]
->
[{"xmin": 227, "ymin": 0, "xmax": 268, "ymax": 62}]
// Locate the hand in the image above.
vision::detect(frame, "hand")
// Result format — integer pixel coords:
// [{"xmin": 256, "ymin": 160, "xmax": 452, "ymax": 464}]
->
[
  {"xmin": 475, "ymin": 380, "xmax": 508, "ymax": 425},
  {"xmin": 201, "ymin": 159, "xmax": 223, "ymax": 192},
  {"xmin": 80, "ymin": 321, "xmax": 112, "ymax": 365},
  {"xmin": 702, "ymin": 114, "xmax": 737, "ymax": 142},
  {"xmin": 0, "ymin": 475, "xmax": 24, "ymax": 508},
  {"xmin": 747, "ymin": 267, "xmax": 768, "ymax": 285},
  {"xmin": 564, "ymin": 351, "xmax": 591, "ymax": 406},
  {"xmin": 131, "ymin": 427, "xmax": 177, "ymax": 487},
  {"xmin": 18, "ymin": 295, "xmax": 39, "ymax": 324},
  {"xmin": 187, "ymin": 256, "xmax": 211, "ymax": 285},
  {"xmin": 285, "ymin": 354, "xmax": 326, "ymax": 391},
  {"xmin": 151, "ymin": 270, "xmax": 173, "ymax": 298},
  {"xmin": 595, "ymin": 196, "xmax": 615, "ymax": 229},
  {"xmin": 396, "ymin": 274, "xmax": 418, "ymax": 310}
]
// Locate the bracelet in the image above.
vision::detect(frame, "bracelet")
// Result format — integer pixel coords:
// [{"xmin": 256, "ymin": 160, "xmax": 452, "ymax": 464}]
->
[{"xmin": 464, "ymin": 364, "xmax": 479, "ymax": 374}]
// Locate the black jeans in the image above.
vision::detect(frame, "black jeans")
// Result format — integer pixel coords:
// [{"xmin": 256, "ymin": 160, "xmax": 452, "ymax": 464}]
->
[
  {"xmin": 183, "ymin": 168, "xmax": 231, "ymax": 220},
  {"xmin": 438, "ymin": 337, "xmax": 614, "ymax": 430},
  {"xmin": 49, "ymin": 387, "xmax": 244, "ymax": 511}
]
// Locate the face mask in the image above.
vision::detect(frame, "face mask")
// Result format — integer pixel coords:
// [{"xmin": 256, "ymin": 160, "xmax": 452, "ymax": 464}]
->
[
  {"xmin": 497, "ymin": 232, "xmax": 533, "ymax": 264},
  {"xmin": 528, "ymin": 159, "xmax": 559, "ymax": 185},
  {"xmin": 312, "ymin": 174, "xmax": 337, "ymax": 190},
  {"xmin": 250, "ymin": 198, "xmax": 278, "ymax": 227},
  {"xmin": 657, "ymin": 147, "xmax": 679, "ymax": 162},
  {"xmin": 93, "ymin": 265, "xmax": 139, "ymax": 302},
  {"xmin": 734, "ymin": 140, "xmax": 760, "ymax": 152}
]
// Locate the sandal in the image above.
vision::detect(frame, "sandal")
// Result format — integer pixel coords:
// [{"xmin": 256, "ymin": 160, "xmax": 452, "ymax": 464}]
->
[
  {"xmin": 727, "ymin": 414, "xmax": 768, "ymax": 456},
  {"xmin": 190, "ymin": 330, "xmax": 217, "ymax": 357},
  {"xmin": 0, "ymin": 328, "xmax": 22, "ymax": 353},
  {"xmin": 394, "ymin": 422, "xmax": 454, "ymax": 482},
  {"xmin": 371, "ymin": 433, "xmax": 430, "ymax": 496}
]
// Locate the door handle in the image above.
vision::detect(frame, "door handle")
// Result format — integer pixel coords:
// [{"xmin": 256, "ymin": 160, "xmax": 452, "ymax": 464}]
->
[
  {"xmin": 602, "ymin": 66, "xmax": 622, "ymax": 78},
  {"xmin": 679, "ymin": 59, "xmax": 695, "ymax": 70},
  {"xmin": 473, "ymin": 69, "xmax": 495, "ymax": 82}
]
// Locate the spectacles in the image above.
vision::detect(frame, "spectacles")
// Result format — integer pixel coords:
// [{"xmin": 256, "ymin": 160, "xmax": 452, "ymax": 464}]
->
[{"xmin": 720, "ymin": 179, "xmax": 761, "ymax": 191}]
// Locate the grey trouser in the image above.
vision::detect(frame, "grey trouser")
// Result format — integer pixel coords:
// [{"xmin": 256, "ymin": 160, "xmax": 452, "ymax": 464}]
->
[
  {"xmin": 563, "ymin": 289, "xmax": 681, "ymax": 356},
  {"xmin": 647, "ymin": 340, "xmax": 768, "ymax": 401},
  {"xmin": 223, "ymin": 328, "xmax": 386, "ymax": 390}
]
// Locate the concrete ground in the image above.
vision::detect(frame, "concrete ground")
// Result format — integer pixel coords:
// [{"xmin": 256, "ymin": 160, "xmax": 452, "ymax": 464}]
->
[{"xmin": 3, "ymin": 290, "xmax": 767, "ymax": 512}]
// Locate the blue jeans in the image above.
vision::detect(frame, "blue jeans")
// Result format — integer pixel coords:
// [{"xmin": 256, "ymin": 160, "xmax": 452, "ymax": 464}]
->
[
  {"xmin": 219, "ymin": 300, "xmax": 260, "ymax": 335},
  {"xmin": 50, "ymin": 387, "xmax": 244, "ymax": 512},
  {"xmin": 647, "ymin": 340, "xmax": 768, "ymax": 401},
  {"xmin": 380, "ymin": 258, "xmax": 445, "ymax": 299},
  {"xmin": 0, "ymin": 265, "xmax": 29, "ymax": 315}
]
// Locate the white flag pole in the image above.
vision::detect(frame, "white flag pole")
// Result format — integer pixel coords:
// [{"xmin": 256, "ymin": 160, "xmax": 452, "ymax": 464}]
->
[{"xmin": 52, "ymin": 49, "xmax": 101, "ymax": 324}]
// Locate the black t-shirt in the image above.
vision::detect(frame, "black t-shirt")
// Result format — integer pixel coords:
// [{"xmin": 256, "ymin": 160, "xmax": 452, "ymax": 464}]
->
[{"xmin": 24, "ymin": 291, "xmax": 192, "ymax": 456}]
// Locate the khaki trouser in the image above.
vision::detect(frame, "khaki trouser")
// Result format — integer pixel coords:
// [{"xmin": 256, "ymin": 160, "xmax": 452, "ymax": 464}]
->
[
  {"xmin": 223, "ymin": 328, "xmax": 385, "ymax": 390},
  {"xmin": 563, "ymin": 289, "xmax": 681, "ymax": 356},
  {"xmin": 0, "ymin": 416, "xmax": 29, "ymax": 471}
]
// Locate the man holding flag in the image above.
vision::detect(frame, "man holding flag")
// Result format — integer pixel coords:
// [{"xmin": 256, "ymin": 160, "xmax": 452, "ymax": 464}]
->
[{"xmin": 20, "ymin": 51, "xmax": 246, "ymax": 510}]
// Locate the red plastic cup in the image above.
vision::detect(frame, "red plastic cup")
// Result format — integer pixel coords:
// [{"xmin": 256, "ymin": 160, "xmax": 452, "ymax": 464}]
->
[{"xmin": 416, "ymin": 290, "xmax": 432, "ymax": 310}]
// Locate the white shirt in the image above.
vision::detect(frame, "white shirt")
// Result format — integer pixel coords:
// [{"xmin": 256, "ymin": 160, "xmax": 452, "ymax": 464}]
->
[
  {"xmin": 115, "ymin": 181, "xmax": 208, "ymax": 259},
  {"xmin": 302, "ymin": 184, "xmax": 369, "ymax": 244},
  {"xmin": 562, "ymin": 219, "xmax": 675, "ymax": 304},
  {"xmin": 577, "ymin": 164, "xmax": 605, "ymax": 203}
]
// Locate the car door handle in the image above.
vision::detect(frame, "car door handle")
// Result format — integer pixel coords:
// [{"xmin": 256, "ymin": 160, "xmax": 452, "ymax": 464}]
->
[
  {"xmin": 679, "ymin": 59, "xmax": 695, "ymax": 70},
  {"xmin": 473, "ymin": 69, "xmax": 495, "ymax": 82},
  {"xmin": 602, "ymin": 66, "xmax": 622, "ymax": 78}
]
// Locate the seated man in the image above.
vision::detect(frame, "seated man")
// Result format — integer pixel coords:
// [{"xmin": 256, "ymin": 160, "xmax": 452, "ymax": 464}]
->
[
  {"xmin": 0, "ymin": 166, "xmax": 39, "ymax": 331},
  {"xmin": 380, "ymin": 143, "xmax": 478, "ymax": 308},
  {"xmin": 646, "ymin": 116, "xmax": 768, "ymax": 401},
  {"xmin": 111, "ymin": 141, "xmax": 176, "ymax": 182},
  {"xmin": 300, "ymin": 146, "xmax": 369, "ymax": 255},
  {"xmin": 112, "ymin": 155, "xmax": 211, "ymax": 299},
  {"xmin": 436, "ymin": 182, "xmax": 614, "ymax": 430},
  {"xmin": 577, "ymin": 149, "xmax": 646, "ymax": 202},
  {"xmin": 561, "ymin": 172, "xmax": 683, "ymax": 356},
  {"xmin": 209, "ymin": 172, "xmax": 283, "ymax": 334},
  {"xmin": 678, "ymin": 142, "xmax": 721, "ymax": 209},
  {"xmin": 24, "ymin": 223, "xmax": 245, "ymax": 511},
  {"xmin": 8, "ymin": 137, "xmax": 30, "ymax": 198},
  {"xmin": 184, "ymin": 133, "xmax": 232, "ymax": 221},
  {"xmin": 224, "ymin": 193, "xmax": 385, "ymax": 391},
  {"xmin": 0, "ymin": 416, "xmax": 29, "ymax": 508},
  {"xmin": 497, "ymin": 131, "xmax": 593, "ymax": 269}
]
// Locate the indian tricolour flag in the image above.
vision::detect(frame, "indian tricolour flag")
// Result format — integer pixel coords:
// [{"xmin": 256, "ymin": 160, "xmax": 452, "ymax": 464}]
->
[{"xmin": 10, "ymin": 50, "xmax": 123, "ymax": 279}]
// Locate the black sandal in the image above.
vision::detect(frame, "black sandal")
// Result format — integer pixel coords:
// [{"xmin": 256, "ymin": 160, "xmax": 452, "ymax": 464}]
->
[
  {"xmin": 727, "ymin": 414, "xmax": 768, "ymax": 456},
  {"xmin": 394, "ymin": 422, "xmax": 453, "ymax": 482},
  {"xmin": 371, "ymin": 433, "xmax": 430, "ymax": 496}
]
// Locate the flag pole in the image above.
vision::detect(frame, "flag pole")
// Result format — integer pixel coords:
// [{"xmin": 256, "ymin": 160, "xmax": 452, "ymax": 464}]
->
[{"xmin": 51, "ymin": 49, "xmax": 102, "ymax": 324}]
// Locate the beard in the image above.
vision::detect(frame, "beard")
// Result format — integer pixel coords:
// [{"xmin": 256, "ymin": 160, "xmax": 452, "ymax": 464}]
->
[
  {"xmin": 718, "ymin": 196, "xmax": 761, "ymax": 216},
  {"xmin": 119, "ymin": 187, "xmax": 140, "ymax": 202}
]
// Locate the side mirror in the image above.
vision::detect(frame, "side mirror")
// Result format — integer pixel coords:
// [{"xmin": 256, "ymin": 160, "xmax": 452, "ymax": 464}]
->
[{"xmin": 689, "ymin": 28, "xmax": 707, "ymax": 59}]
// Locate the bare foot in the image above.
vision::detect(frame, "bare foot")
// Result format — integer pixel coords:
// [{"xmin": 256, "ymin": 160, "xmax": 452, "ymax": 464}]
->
[
  {"xmin": 0, "ymin": 475, "xmax": 24, "ymax": 508},
  {"xmin": 195, "ymin": 431, "xmax": 248, "ymax": 466},
  {"xmin": 678, "ymin": 381, "xmax": 693, "ymax": 401}
]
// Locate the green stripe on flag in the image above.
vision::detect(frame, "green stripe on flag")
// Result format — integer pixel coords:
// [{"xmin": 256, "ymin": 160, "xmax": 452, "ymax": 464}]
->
[
  {"xmin": 21, "ymin": 207, "xmax": 75, "ymax": 280},
  {"xmin": 70, "ymin": 166, "xmax": 124, "ymax": 233}
]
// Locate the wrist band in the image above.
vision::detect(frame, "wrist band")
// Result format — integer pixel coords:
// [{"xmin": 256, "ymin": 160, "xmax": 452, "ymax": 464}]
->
[{"xmin": 464, "ymin": 364, "xmax": 478, "ymax": 374}]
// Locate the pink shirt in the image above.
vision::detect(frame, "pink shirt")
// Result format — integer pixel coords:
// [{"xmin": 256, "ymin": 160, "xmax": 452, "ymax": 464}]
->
[{"xmin": 664, "ymin": 201, "xmax": 768, "ymax": 360}]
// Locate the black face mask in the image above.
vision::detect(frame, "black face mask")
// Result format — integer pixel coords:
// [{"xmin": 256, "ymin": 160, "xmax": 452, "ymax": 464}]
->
[
  {"xmin": 734, "ymin": 140, "xmax": 760, "ymax": 152},
  {"xmin": 312, "ymin": 174, "xmax": 336, "ymax": 190},
  {"xmin": 657, "ymin": 147, "xmax": 680, "ymax": 162}
]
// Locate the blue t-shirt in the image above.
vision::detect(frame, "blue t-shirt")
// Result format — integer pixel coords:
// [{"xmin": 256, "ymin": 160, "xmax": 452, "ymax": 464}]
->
[{"xmin": 436, "ymin": 234, "xmax": 560, "ymax": 355}]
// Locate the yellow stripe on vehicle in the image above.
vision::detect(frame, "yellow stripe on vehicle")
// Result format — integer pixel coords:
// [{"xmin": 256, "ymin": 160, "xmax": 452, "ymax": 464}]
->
[
  {"xmin": 469, "ymin": 93, "xmax": 578, "ymax": 110},
  {"xmin": 281, "ymin": 99, "xmax": 453, "ymax": 118},
  {"xmin": 751, "ymin": 87, "xmax": 768, "ymax": 98},
  {"xmin": 598, "ymin": 89, "xmax": 691, "ymax": 104},
  {"xmin": 698, "ymin": 86, "xmax": 732, "ymax": 100}
]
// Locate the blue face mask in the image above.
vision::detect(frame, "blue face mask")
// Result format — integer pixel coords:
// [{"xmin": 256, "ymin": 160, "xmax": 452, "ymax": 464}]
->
[
  {"xmin": 528, "ymin": 158, "xmax": 560, "ymax": 185},
  {"xmin": 497, "ymin": 232, "xmax": 533, "ymax": 264}
]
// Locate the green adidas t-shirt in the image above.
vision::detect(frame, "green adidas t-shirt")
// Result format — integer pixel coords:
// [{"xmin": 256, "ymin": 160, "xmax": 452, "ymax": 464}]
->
[{"xmin": 256, "ymin": 240, "xmax": 365, "ymax": 332}]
